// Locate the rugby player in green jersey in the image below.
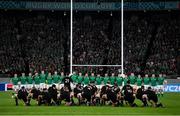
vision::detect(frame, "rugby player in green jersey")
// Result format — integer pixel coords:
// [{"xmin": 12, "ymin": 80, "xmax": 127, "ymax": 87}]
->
[
  {"xmin": 83, "ymin": 73, "xmax": 90, "ymax": 85},
  {"xmin": 116, "ymin": 74, "xmax": 123, "ymax": 89},
  {"xmin": 123, "ymin": 74, "xmax": 129, "ymax": 86},
  {"xmin": 52, "ymin": 71, "xmax": 60, "ymax": 84},
  {"xmin": 128, "ymin": 73, "xmax": 136, "ymax": 86},
  {"xmin": 20, "ymin": 73, "xmax": 27, "ymax": 88},
  {"xmin": 46, "ymin": 73, "xmax": 52, "ymax": 88},
  {"xmin": 143, "ymin": 74, "xmax": 150, "ymax": 89},
  {"xmin": 136, "ymin": 75, "xmax": 142, "ymax": 88},
  {"xmin": 150, "ymin": 74, "xmax": 157, "ymax": 91},
  {"xmin": 96, "ymin": 74, "xmax": 102, "ymax": 88},
  {"xmin": 103, "ymin": 73, "xmax": 109, "ymax": 85},
  {"xmin": 34, "ymin": 73, "xmax": 40, "ymax": 88},
  {"xmin": 59, "ymin": 72, "xmax": 65, "ymax": 83},
  {"xmin": 157, "ymin": 74, "xmax": 165, "ymax": 97},
  {"xmin": 27, "ymin": 73, "xmax": 33, "ymax": 89},
  {"xmin": 90, "ymin": 73, "xmax": 96, "ymax": 83},
  {"xmin": 39, "ymin": 71, "xmax": 46, "ymax": 88},
  {"xmin": 71, "ymin": 72, "xmax": 78, "ymax": 83},
  {"xmin": 11, "ymin": 74, "xmax": 19, "ymax": 91},
  {"xmin": 77, "ymin": 73, "xmax": 83, "ymax": 84},
  {"xmin": 110, "ymin": 73, "xmax": 116, "ymax": 85}
]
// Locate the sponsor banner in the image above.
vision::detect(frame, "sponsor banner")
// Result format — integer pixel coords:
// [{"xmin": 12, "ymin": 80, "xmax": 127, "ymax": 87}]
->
[
  {"xmin": 0, "ymin": 1, "xmax": 179, "ymax": 11},
  {"xmin": 0, "ymin": 83, "xmax": 7, "ymax": 91},
  {"xmin": 164, "ymin": 84, "xmax": 180, "ymax": 92}
]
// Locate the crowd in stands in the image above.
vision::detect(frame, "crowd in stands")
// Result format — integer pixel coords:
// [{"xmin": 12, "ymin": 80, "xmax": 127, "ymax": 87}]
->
[{"xmin": 0, "ymin": 10, "xmax": 179, "ymax": 76}]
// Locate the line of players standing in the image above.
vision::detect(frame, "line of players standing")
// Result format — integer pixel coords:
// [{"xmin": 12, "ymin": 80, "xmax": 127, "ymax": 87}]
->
[{"xmin": 11, "ymin": 71, "xmax": 165, "ymax": 107}]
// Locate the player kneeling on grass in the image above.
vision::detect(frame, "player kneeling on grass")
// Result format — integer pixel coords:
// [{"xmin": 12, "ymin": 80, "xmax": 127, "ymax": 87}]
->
[
  {"xmin": 136, "ymin": 86, "xmax": 148, "ymax": 107},
  {"xmin": 48, "ymin": 84, "xmax": 58, "ymax": 105},
  {"xmin": 144, "ymin": 87, "xmax": 163, "ymax": 107},
  {"xmin": 59, "ymin": 86, "xmax": 73, "ymax": 106},
  {"xmin": 38, "ymin": 88, "xmax": 51, "ymax": 106},
  {"xmin": 12, "ymin": 86, "xmax": 30, "ymax": 106},
  {"xmin": 122, "ymin": 80, "xmax": 137, "ymax": 107},
  {"xmin": 73, "ymin": 83, "xmax": 84, "ymax": 105},
  {"xmin": 27, "ymin": 87, "xmax": 41, "ymax": 105},
  {"xmin": 106, "ymin": 83, "xmax": 120, "ymax": 107}
]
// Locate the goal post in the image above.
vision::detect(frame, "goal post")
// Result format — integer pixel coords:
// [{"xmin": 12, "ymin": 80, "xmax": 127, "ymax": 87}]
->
[{"xmin": 70, "ymin": 0, "xmax": 124, "ymax": 75}]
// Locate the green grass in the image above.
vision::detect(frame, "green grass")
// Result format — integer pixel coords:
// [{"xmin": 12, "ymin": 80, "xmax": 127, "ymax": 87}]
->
[{"xmin": 0, "ymin": 91, "xmax": 180, "ymax": 115}]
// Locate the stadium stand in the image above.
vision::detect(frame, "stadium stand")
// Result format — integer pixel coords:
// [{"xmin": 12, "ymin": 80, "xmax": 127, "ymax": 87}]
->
[{"xmin": 0, "ymin": 10, "xmax": 179, "ymax": 76}]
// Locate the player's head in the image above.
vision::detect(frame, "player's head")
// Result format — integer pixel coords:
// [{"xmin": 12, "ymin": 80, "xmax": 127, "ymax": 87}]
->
[
  {"xmin": 138, "ymin": 75, "xmax": 141, "ymax": 78},
  {"xmin": 85, "ymin": 73, "xmax": 88, "ymax": 76},
  {"xmin": 21, "ymin": 86, "xmax": 25, "ymax": 90},
  {"xmin": 148, "ymin": 86, "xmax": 152, "ymax": 90},
  {"xmin": 159, "ymin": 74, "xmax": 162, "ymax": 77},
  {"xmin": 141, "ymin": 85, "xmax": 145, "ymax": 90},
  {"xmin": 131, "ymin": 73, "xmax": 134, "ymax": 76},
  {"xmin": 22, "ymin": 73, "xmax": 25, "ymax": 77},
  {"xmin": 52, "ymin": 84, "xmax": 56, "ymax": 88},
  {"xmin": 41, "ymin": 70, "xmax": 44, "ymax": 74},
  {"xmin": 118, "ymin": 74, "xmax": 121, "ymax": 77},
  {"xmin": 61, "ymin": 72, "xmax": 64, "ymax": 76},
  {"xmin": 152, "ymin": 74, "xmax": 155, "ymax": 78},
  {"xmin": 29, "ymin": 73, "xmax": 32, "ymax": 76},
  {"xmin": 14, "ymin": 73, "xmax": 17, "ymax": 77},
  {"xmin": 35, "ymin": 72, "xmax": 38, "ymax": 76},
  {"xmin": 72, "ymin": 71, "xmax": 76, "ymax": 74},
  {"xmin": 54, "ymin": 71, "xmax": 57, "ymax": 75}
]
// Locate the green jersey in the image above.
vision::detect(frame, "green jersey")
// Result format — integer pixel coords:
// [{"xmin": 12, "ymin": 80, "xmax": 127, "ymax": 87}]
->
[
  {"xmin": 12, "ymin": 77, "xmax": 19, "ymax": 85},
  {"xmin": 59, "ymin": 76, "xmax": 64, "ymax": 83},
  {"xmin": 40, "ymin": 74, "xmax": 46, "ymax": 83},
  {"xmin": 83, "ymin": 77, "xmax": 89, "ymax": 85},
  {"xmin": 151, "ymin": 77, "xmax": 157, "ymax": 86},
  {"xmin": 47, "ymin": 76, "xmax": 52, "ymax": 84},
  {"xmin": 27, "ymin": 76, "xmax": 33, "ymax": 84},
  {"xmin": 96, "ymin": 77, "xmax": 102, "ymax": 85},
  {"xmin": 123, "ymin": 78, "xmax": 128, "ymax": 85},
  {"xmin": 143, "ymin": 77, "xmax": 150, "ymax": 85},
  {"xmin": 128, "ymin": 76, "xmax": 136, "ymax": 84},
  {"xmin": 20, "ymin": 76, "xmax": 27, "ymax": 84},
  {"xmin": 136, "ymin": 77, "xmax": 142, "ymax": 86},
  {"xmin": 116, "ymin": 77, "xmax": 123, "ymax": 86},
  {"xmin": 90, "ymin": 76, "xmax": 96, "ymax": 82},
  {"xmin": 110, "ymin": 76, "xmax": 116, "ymax": 85},
  {"xmin": 77, "ymin": 76, "xmax": 83, "ymax": 83},
  {"xmin": 103, "ymin": 76, "xmax": 109, "ymax": 85},
  {"xmin": 53, "ymin": 75, "xmax": 60, "ymax": 83},
  {"xmin": 34, "ymin": 76, "xmax": 40, "ymax": 84},
  {"xmin": 157, "ymin": 77, "xmax": 164, "ymax": 85},
  {"xmin": 71, "ymin": 74, "xmax": 78, "ymax": 82}
]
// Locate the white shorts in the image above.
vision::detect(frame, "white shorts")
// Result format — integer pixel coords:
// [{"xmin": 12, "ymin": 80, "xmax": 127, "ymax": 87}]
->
[
  {"xmin": 144, "ymin": 85, "xmax": 150, "ymax": 90},
  {"xmin": 26, "ymin": 84, "xmax": 33, "ymax": 89},
  {"xmin": 35, "ymin": 84, "xmax": 40, "ymax": 89},
  {"xmin": 12, "ymin": 85, "xmax": 20, "ymax": 91},
  {"xmin": 151, "ymin": 86, "xmax": 158, "ymax": 91},
  {"xmin": 157, "ymin": 85, "xmax": 164, "ymax": 91},
  {"xmin": 40, "ymin": 83, "xmax": 46, "ymax": 89},
  {"xmin": 96, "ymin": 85, "xmax": 101, "ymax": 89}
]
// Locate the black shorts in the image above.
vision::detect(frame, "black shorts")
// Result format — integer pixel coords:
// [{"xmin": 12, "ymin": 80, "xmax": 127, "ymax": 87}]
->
[
  {"xmin": 60, "ymin": 92, "xmax": 70, "ymax": 102},
  {"xmin": 124, "ymin": 95, "xmax": 135, "ymax": 104},
  {"xmin": 82, "ymin": 93, "xmax": 91, "ymax": 102}
]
